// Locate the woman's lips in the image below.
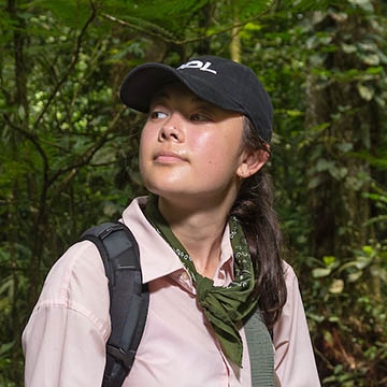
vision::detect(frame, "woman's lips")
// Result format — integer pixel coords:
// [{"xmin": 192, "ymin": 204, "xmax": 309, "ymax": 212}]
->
[{"xmin": 154, "ymin": 150, "xmax": 187, "ymax": 163}]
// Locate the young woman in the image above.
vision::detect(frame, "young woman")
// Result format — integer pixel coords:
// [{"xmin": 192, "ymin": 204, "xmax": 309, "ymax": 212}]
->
[{"xmin": 23, "ymin": 56, "xmax": 321, "ymax": 386}]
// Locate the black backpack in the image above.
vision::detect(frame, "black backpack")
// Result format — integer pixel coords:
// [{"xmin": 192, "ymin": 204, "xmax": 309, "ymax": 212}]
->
[{"xmin": 79, "ymin": 221, "xmax": 149, "ymax": 387}]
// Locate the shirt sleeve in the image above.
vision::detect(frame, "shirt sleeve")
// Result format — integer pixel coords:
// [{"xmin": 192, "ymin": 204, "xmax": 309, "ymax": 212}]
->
[
  {"xmin": 273, "ymin": 262, "xmax": 321, "ymax": 387},
  {"xmin": 22, "ymin": 242, "xmax": 111, "ymax": 387}
]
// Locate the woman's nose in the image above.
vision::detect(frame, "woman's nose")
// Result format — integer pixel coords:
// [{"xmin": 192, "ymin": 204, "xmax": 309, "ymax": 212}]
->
[{"xmin": 158, "ymin": 113, "xmax": 185, "ymax": 142}]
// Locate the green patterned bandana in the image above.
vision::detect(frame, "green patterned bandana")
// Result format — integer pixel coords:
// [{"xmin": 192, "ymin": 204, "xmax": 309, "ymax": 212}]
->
[{"xmin": 144, "ymin": 195, "xmax": 259, "ymax": 367}]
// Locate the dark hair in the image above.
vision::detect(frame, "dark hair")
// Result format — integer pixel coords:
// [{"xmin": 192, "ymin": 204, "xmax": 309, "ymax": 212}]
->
[{"xmin": 230, "ymin": 117, "xmax": 287, "ymax": 330}]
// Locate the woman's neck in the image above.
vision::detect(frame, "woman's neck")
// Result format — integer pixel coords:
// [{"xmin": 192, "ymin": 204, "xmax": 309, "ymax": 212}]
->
[{"xmin": 158, "ymin": 197, "xmax": 229, "ymax": 278}]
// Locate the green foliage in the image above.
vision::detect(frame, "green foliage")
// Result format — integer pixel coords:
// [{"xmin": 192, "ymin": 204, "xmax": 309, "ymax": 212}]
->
[
  {"xmin": 306, "ymin": 241, "xmax": 387, "ymax": 385},
  {"xmin": 35, "ymin": 0, "xmax": 94, "ymax": 28},
  {"xmin": 238, "ymin": 2, "xmax": 387, "ymax": 384}
]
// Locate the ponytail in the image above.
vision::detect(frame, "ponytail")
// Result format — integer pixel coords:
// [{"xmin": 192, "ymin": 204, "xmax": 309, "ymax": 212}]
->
[{"xmin": 230, "ymin": 117, "xmax": 287, "ymax": 329}]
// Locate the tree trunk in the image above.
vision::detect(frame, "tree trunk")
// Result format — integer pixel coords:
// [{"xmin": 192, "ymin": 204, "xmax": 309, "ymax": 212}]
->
[
  {"xmin": 305, "ymin": 10, "xmax": 378, "ymax": 259},
  {"xmin": 230, "ymin": 0, "xmax": 241, "ymax": 62}
]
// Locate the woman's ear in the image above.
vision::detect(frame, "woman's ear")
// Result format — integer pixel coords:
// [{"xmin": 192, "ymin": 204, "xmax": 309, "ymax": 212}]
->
[{"xmin": 236, "ymin": 147, "xmax": 270, "ymax": 178}]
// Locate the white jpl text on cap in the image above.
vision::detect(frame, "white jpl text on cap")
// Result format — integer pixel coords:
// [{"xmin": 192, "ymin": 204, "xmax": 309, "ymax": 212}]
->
[{"xmin": 177, "ymin": 60, "xmax": 217, "ymax": 74}]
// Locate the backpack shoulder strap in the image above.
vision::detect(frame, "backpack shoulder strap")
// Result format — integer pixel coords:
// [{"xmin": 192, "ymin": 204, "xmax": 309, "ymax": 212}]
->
[
  {"xmin": 244, "ymin": 310, "xmax": 276, "ymax": 387},
  {"xmin": 79, "ymin": 221, "xmax": 149, "ymax": 387}
]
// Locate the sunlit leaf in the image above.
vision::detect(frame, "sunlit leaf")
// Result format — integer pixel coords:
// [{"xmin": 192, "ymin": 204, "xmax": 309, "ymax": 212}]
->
[
  {"xmin": 312, "ymin": 268, "xmax": 332, "ymax": 278},
  {"xmin": 329, "ymin": 279, "xmax": 344, "ymax": 294},
  {"xmin": 348, "ymin": 271, "xmax": 363, "ymax": 282},
  {"xmin": 357, "ymin": 83, "xmax": 374, "ymax": 101}
]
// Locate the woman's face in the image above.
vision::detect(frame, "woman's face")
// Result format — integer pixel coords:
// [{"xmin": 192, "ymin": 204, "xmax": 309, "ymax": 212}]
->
[{"xmin": 139, "ymin": 82, "xmax": 251, "ymax": 207}]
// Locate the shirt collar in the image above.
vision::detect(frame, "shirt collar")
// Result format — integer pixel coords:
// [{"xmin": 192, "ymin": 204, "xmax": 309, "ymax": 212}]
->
[{"xmin": 121, "ymin": 197, "xmax": 234, "ymax": 284}]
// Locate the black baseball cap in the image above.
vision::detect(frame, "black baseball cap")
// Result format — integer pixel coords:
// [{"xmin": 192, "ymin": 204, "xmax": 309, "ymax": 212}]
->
[{"xmin": 120, "ymin": 55, "xmax": 273, "ymax": 143}]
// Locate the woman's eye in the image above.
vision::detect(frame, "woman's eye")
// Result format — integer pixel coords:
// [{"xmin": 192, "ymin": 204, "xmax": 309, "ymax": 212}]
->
[
  {"xmin": 190, "ymin": 113, "xmax": 211, "ymax": 122},
  {"xmin": 150, "ymin": 111, "xmax": 168, "ymax": 119}
]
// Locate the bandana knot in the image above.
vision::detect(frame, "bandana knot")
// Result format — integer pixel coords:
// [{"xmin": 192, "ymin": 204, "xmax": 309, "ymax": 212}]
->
[{"xmin": 196, "ymin": 276, "xmax": 213, "ymax": 304}]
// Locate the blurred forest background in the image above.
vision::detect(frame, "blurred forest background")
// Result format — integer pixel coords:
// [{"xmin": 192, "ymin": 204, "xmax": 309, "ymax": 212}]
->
[{"xmin": 1, "ymin": 0, "xmax": 386, "ymax": 385}]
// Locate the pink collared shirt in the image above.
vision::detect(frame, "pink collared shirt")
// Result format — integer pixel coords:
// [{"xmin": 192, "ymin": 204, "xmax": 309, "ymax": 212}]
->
[{"xmin": 22, "ymin": 197, "xmax": 320, "ymax": 386}]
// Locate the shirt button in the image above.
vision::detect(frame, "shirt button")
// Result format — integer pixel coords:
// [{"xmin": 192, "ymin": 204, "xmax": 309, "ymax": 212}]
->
[{"xmin": 181, "ymin": 272, "xmax": 189, "ymax": 281}]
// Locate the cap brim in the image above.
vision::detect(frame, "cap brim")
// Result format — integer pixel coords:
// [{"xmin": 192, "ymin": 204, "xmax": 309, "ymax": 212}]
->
[
  {"xmin": 120, "ymin": 64, "xmax": 180, "ymax": 112},
  {"xmin": 119, "ymin": 63, "xmax": 244, "ymax": 115}
]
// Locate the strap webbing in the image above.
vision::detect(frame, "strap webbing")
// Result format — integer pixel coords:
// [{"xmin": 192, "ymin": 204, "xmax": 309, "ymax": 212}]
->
[{"xmin": 244, "ymin": 311, "xmax": 275, "ymax": 387}]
